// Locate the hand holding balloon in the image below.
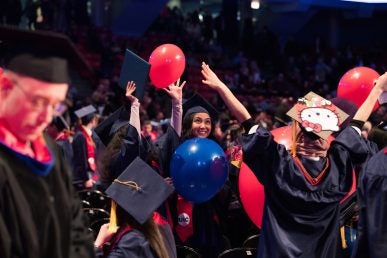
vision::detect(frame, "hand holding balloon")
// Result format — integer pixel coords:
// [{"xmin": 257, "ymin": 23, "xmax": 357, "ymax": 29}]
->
[{"xmin": 163, "ymin": 78, "xmax": 186, "ymax": 101}]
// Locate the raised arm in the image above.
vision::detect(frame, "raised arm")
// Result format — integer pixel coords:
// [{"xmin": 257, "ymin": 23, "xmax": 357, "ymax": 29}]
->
[
  {"xmin": 163, "ymin": 79, "xmax": 186, "ymax": 136},
  {"xmin": 126, "ymin": 81, "xmax": 141, "ymax": 137},
  {"xmin": 201, "ymin": 62, "xmax": 251, "ymax": 123},
  {"xmin": 353, "ymin": 72, "xmax": 387, "ymax": 122}
]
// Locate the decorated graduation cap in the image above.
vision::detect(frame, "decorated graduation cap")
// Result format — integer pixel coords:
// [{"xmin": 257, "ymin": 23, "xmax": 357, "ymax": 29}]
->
[
  {"xmin": 0, "ymin": 25, "xmax": 93, "ymax": 83},
  {"xmin": 74, "ymin": 105, "xmax": 97, "ymax": 119},
  {"xmin": 106, "ymin": 157, "xmax": 174, "ymax": 232},
  {"xmin": 286, "ymin": 92, "xmax": 349, "ymax": 140},
  {"xmin": 118, "ymin": 49, "xmax": 151, "ymax": 102},
  {"xmin": 94, "ymin": 105, "xmax": 131, "ymax": 146},
  {"xmin": 329, "ymin": 97, "xmax": 358, "ymax": 132},
  {"xmin": 183, "ymin": 93, "xmax": 219, "ymax": 122}
]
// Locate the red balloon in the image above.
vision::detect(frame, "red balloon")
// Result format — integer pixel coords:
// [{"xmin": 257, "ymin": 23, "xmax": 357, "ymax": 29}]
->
[
  {"xmin": 239, "ymin": 162, "xmax": 265, "ymax": 229},
  {"xmin": 271, "ymin": 125, "xmax": 293, "ymax": 150},
  {"xmin": 149, "ymin": 44, "xmax": 186, "ymax": 88},
  {"xmin": 337, "ymin": 67, "xmax": 380, "ymax": 112}
]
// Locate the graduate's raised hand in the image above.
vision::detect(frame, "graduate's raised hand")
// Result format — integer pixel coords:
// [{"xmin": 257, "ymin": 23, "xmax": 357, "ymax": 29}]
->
[
  {"xmin": 201, "ymin": 62, "xmax": 226, "ymax": 91},
  {"xmin": 202, "ymin": 62, "xmax": 251, "ymax": 122},
  {"xmin": 354, "ymin": 71, "xmax": 387, "ymax": 122},
  {"xmin": 125, "ymin": 81, "xmax": 139, "ymax": 103},
  {"xmin": 163, "ymin": 78, "xmax": 186, "ymax": 101}
]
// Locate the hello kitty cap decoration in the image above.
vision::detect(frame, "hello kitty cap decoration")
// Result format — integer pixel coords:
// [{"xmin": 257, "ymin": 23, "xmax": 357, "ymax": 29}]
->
[{"xmin": 286, "ymin": 92, "xmax": 349, "ymax": 140}]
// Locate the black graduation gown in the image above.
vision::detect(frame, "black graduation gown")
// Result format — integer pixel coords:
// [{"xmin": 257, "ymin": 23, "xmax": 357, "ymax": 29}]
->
[
  {"xmin": 95, "ymin": 222, "xmax": 177, "ymax": 258},
  {"xmin": 155, "ymin": 125, "xmax": 226, "ymax": 258},
  {"xmin": 241, "ymin": 126, "xmax": 370, "ymax": 258},
  {"xmin": 72, "ymin": 130, "xmax": 92, "ymax": 185},
  {"xmin": 0, "ymin": 135, "xmax": 94, "ymax": 258},
  {"xmin": 96, "ymin": 229, "xmax": 157, "ymax": 258},
  {"xmin": 92, "ymin": 130, "xmax": 106, "ymax": 167},
  {"xmin": 352, "ymin": 147, "xmax": 387, "ymax": 258},
  {"xmin": 56, "ymin": 138, "xmax": 74, "ymax": 174}
]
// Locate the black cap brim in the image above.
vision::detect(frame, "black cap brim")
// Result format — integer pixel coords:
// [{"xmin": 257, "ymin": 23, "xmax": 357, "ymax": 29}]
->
[{"xmin": 182, "ymin": 93, "xmax": 219, "ymax": 122}]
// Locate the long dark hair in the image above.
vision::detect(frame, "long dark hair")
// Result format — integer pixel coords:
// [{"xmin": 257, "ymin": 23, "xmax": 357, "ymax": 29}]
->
[
  {"xmin": 99, "ymin": 125, "xmax": 130, "ymax": 186},
  {"xmin": 99, "ymin": 123, "xmax": 161, "ymax": 182},
  {"xmin": 115, "ymin": 205, "xmax": 169, "ymax": 258}
]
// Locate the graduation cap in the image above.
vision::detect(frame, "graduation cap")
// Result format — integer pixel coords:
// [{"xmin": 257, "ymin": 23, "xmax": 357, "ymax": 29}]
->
[
  {"xmin": 94, "ymin": 105, "xmax": 130, "ymax": 146},
  {"xmin": 286, "ymin": 92, "xmax": 349, "ymax": 140},
  {"xmin": 74, "ymin": 105, "xmax": 97, "ymax": 119},
  {"xmin": 118, "ymin": 49, "xmax": 150, "ymax": 102},
  {"xmin": 329, "ymin": 97, "xmax": 357, "ymax": 132},
  {"xmin": 183, "ymin": 93, "xmax": 219, "ymax": 122},
  {"xmin": 106, "ymin": 157, "xmax": 174, "ymax": 232},
  {"xmin": 0, "ymin": 25, "xmax": 93, "ymax": 83}
]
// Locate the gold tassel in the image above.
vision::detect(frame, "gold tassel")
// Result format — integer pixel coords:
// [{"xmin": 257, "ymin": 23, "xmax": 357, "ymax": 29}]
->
[
  {"xmin": 291, "ymin": 120, "xmax": 297, "ymax": 157},
  {"xmin": 108, "ymin": 200, "xmax": 118, "ymax": 234},
  {"xmin": 340, "ymin": 226, "xmax": 347, "ymax": 249}
]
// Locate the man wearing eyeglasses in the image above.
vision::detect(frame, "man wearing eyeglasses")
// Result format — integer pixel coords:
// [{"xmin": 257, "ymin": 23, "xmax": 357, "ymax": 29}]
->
[{"xmin": 0, "ymin": 49, "xmax": 94, "ymax": 257}]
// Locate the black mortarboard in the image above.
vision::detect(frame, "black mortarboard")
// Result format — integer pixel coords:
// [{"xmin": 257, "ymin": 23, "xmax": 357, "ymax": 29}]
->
[
  {"xmin": 118, "ymin": 49, "xmax": 150, "ymax": 102},
  {"xmin": 106, "ymin": 157, "xmax": 174, "ymax": 225},
  {"xmin": 330, "ymin": 97, "xmax": 357, "ymax": 132},
  {"xmin": 94, "ymin": 106, "xmax": 130, "ymax": 146},
  {"xmin": 183, "ymin": 93, "xmax": 219, "ymax": 122},
  {"xmin": 74, "ymin": 105, "xmax": 97, "ymax": 119},
  {"xmin": 0, "ymin": 25, "xmax": 93, "ymax": 83}
]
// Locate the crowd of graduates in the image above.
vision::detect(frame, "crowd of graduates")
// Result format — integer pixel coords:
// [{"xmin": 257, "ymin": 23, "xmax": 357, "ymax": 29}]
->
[{"xmin": 1, "ymin": 3, "xmax": 387, "ymax": 258}]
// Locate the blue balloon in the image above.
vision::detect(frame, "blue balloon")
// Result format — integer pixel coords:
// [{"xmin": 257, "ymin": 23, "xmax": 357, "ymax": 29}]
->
[{"xmin": 170, "ymin": 138, "xmax": 229, "ymax": 204}]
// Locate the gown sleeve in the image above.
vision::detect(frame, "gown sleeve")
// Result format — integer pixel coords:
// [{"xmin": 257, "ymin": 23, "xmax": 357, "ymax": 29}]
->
[
  {"xmin": 352, "ymin": 149, "xmax": 387, "ymax": 258},
  {"xmin": 241, "ymin": 125, "xmax": 289, "ymax": 185},
  {"xmin": 170, "ymin": 99, "xmax": 182, "ymax": 137},
  {"xmin": 332, "ymin": 126, "xmax": 374, "ymax": 164}
]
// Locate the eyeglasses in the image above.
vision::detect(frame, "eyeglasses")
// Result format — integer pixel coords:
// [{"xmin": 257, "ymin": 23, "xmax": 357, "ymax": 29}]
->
[{"xmin": 11, "ymin": 79, "xmax": 67, "ymax": 116}]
